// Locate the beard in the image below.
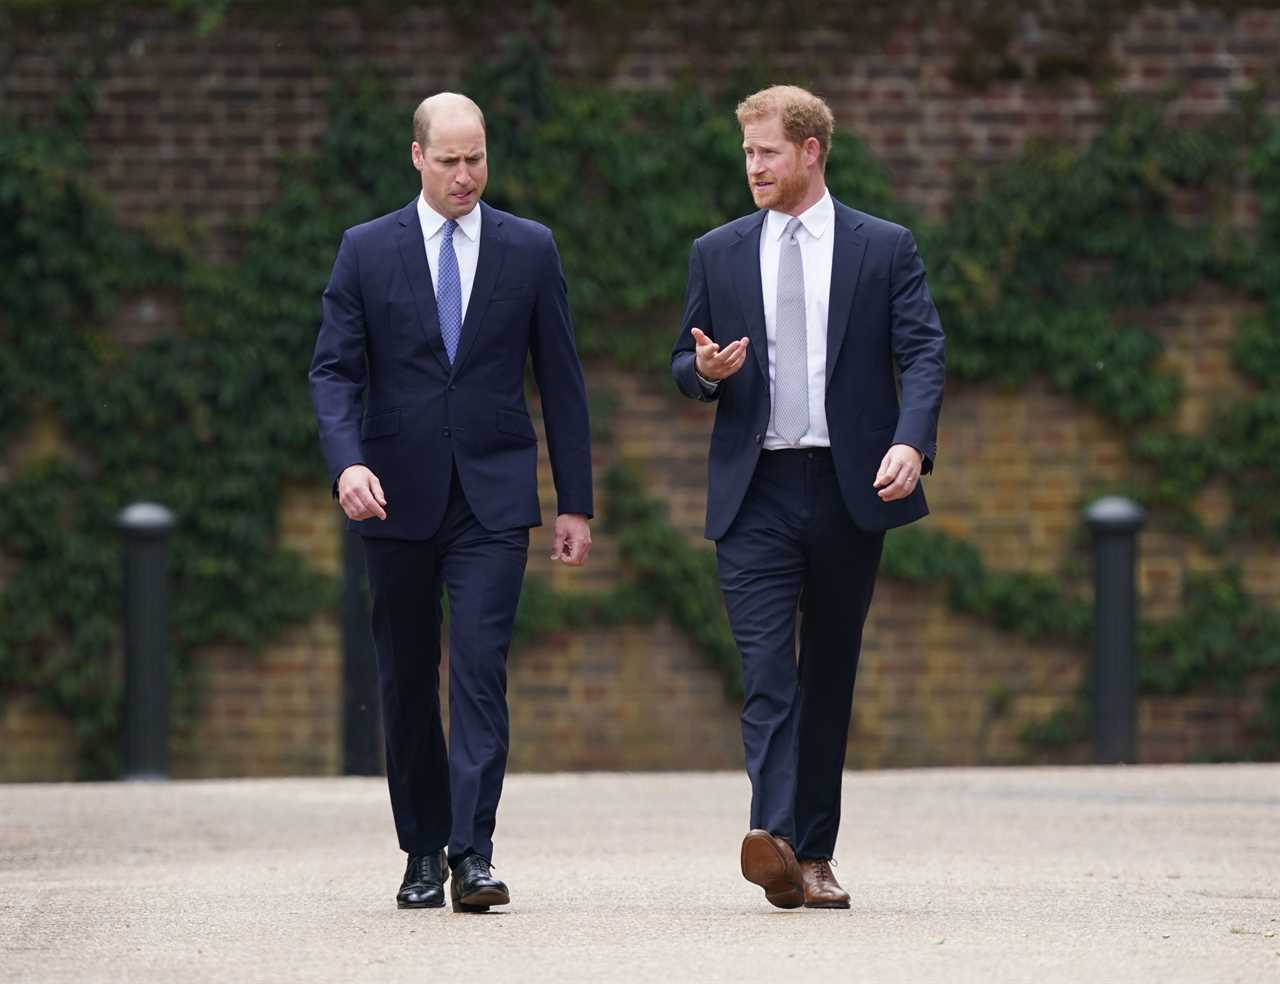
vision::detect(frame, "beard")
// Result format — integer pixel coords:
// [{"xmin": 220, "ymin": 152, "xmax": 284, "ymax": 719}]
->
[{"xmin": 749, "ymin": 165, "xmax": 811, "ymax": 213}]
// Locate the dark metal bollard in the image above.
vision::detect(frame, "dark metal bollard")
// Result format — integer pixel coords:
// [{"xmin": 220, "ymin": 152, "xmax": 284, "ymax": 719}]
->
[
  {"xmin": 342, "ymin": 526, "xmax": 383, "ymax": 775},
  {"xmin": 1085, "ymin": 496, "xmax": 1146, "ymax": 765},
  {"xmin": 117, "ymin": 502, "xmax": 176, "ymax": 780}
]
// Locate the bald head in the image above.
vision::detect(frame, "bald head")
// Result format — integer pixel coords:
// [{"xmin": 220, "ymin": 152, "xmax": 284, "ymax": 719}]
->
[
  {"xmin": 413, "ymin": 92, "xmax": 485, "ymax": 150},
  {"xmin": 410, "ymin": 92, "xmax": 489, "ymax": 220}
]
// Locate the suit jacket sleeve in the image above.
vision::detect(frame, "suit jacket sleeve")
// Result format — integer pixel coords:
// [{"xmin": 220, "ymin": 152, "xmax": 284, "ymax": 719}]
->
[
  {"xmin": 671, "ymin": 239, "xmax": 720, "ymax": 402},
  {"xmin": 530, "ymin": 231, "xmax": 594, "ymax": 518},
  {"xmin": 889, "ymin": 228, "xmax": 945, "ymax": 473},
  {"xmin": 309, "ymin": 230, "xmax": 368, "ymax": 489}
]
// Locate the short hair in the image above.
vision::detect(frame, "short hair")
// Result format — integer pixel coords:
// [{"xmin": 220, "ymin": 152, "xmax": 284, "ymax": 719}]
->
[
  {"xmin": 413, "ymin": 92, "xmax": 486, "ymax": 149},
  {"xmin": 736, "ymin": 85, "xmax": 835, "ymax": 169}
]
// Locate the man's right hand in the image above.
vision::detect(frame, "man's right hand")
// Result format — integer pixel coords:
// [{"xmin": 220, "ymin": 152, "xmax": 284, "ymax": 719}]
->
[
  {"xmin": 691, "ymin": 327, "xmax": 750, "ymax": 381},
  {"xmin": 337, "ymin": 464, "xmax": 387, "ymax": 521}
]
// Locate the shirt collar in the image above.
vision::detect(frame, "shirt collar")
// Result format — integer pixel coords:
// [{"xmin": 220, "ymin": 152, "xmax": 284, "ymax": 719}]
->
[
  {"xmin": 417, "ymin": 194, "xmax": 482, "ymax": 242},
  {"xmin": 766, "ymin": 188, "xmax": 833, "ymax": 242}
]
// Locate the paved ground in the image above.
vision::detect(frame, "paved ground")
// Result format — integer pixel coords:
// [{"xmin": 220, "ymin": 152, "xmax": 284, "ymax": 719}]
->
[{"xmin": 1, "ymin": 766, "xmax": 1278, "ymax": 983}]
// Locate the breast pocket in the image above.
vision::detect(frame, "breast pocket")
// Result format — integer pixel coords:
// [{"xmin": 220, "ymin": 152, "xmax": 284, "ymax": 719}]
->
[
  {"xmin": 495, "ymin": 408, "xmax": 536, "ymax": 443},
  {"xmin": 490, "ymin": 284, "xmax": 534, "ymax": 303}
]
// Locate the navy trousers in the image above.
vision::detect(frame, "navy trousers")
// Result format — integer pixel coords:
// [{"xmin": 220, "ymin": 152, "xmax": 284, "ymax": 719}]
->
[
  {"xmin": 716, "ymin": 448, "xmax": 885, "ymax": 860},
  {"xmin": 361, "ymin": 466, "xmax": 528, "ymax": 866}
]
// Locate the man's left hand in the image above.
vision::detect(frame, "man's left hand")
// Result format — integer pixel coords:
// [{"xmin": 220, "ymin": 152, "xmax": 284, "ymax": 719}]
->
[
  {"xmin": 551, "ymin": 514, "xmax": 592, "ymax": 566},
  {"xmin": 874, "ymin": 444, "xmax": 924, "ymax": 502}
]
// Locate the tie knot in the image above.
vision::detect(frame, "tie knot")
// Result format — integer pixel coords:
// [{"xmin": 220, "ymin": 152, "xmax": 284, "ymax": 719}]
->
[
  {"xmin": 443, "ymin": 218, "xmax": 458, "ymax": 240},
  {"xmin": 784, "ymin": 216, "xmax": 803, "ymax": 241}
]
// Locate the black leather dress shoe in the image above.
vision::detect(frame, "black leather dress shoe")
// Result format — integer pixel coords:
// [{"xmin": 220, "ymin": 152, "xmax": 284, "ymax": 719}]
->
[
  {"xmin": 450, "ymin": 854, "xmax": 510, "ymax": 913},
  {"xmin": 397, "ymin": 850, "xmax": 447, "ymax": 909}
]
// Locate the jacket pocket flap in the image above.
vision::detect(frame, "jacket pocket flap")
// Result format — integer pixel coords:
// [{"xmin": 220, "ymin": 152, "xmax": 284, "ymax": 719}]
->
[
  {"xmin": 361, "ymin": 409, "xmax": 401, "ymax": 440},
  {"xmin": 496, "ymin": 408, "xmax": 536, "ymax": 441}
]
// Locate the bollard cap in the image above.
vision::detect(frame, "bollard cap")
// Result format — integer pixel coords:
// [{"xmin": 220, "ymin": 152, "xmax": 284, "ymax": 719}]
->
[
  {"xmin": 117, "ymin": 502, "xmax": 176, "ymax": 535},
  {"xmin": 1085, "ymin": 495, "xmax": 1146, "ymax": 534}
]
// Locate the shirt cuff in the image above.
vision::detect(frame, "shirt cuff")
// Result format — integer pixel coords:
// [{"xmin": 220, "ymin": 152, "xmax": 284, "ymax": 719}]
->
[{"xmin": 695, "ymin": 370, "xmax": 720, "ymax": 393}]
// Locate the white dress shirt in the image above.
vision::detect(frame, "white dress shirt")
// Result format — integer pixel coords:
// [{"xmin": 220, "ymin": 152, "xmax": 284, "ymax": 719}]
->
[
  {"xmin": 759, "ymin": 189, "xmax": 834, "ymax": 449},
  {"xmin": 417, "ymin": 194, "xmax": 481, "ymax": 320}
]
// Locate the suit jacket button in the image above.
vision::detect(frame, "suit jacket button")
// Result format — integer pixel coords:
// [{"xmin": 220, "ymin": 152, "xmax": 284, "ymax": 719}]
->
[
  {"xmin": 443, "ymin": 428, "xmax": 451, "ymax": 437},
  {"xmin": 754, "ymin": 433, "xmax": 762, "ymax": 445}
]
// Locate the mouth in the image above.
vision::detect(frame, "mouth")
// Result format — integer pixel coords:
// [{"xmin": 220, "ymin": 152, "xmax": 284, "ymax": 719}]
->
[{"xmin": 450, "ymin": 189, "xmax": 474, "ymax": 201}]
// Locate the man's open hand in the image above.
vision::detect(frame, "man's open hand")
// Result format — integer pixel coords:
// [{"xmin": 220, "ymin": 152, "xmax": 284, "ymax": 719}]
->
[{"xmin": 691, "ymin": 327, "xmax": 750, "ymax": 382}]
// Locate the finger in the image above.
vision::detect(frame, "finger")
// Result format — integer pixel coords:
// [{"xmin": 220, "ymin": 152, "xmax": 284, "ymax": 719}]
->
[
  {"xmin": 369, "ymin": 473, "xmax": 387, "ymax": 507},
  {"xmin": 691, "ymin": 328, "xmax": 718, "ymax": 354},
  {"xmin": 879, "ymin": 469, "xmax": 918, "ymax": 501},
  {"xmin": 713, "ymin": 340, "xmax": 743, "ymax": 364},
  {"xmin": 565, "ymin": 535, "xmax": 591, "ymax": 566},
  {"xmin": 551, "ymin": 526, "xmax": 567, "ymax": 560},
  {"xmin": 367, "ymin": 488, "xmax": 387, "ymax": 521},
  {"xmin": 356, "ymin": 486, "xmax": 386, "ymax": 521},
  {"xmin": 873, "ymin": 452, "xmax": 895, "ymax": 488},
  {"xmin": 877, "ymin": 473, "xmax": 906, "ymax": 500}
]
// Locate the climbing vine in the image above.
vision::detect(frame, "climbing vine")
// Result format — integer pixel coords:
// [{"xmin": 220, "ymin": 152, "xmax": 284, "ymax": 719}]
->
[{"xmin": 4, "ymin": 27, "xmax": 1280, "ymax": 775}]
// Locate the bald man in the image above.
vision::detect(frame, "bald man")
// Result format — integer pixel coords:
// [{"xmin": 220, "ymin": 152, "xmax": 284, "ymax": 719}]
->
[{"xmin": 310, "ymin": 93, "xmax": 593, "ymax": 912}]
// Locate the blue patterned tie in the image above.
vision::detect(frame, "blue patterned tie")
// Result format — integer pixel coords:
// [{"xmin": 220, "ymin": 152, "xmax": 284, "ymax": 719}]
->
[{"xmin": 437, "ymin": 219, "xmax": 462, "ymax": 364}]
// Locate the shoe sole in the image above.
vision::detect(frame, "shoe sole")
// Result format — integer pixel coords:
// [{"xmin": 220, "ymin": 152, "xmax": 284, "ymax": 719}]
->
[
  {"xmin": 451, "ymin": 886, "xmax": 511, "ymax": 913},
  {"xmin": 740, "ymin": 833, "xmax": 803, "ymax": 910},
  {"xmin": 396, "ymin": 898, "xmax": 445, "ymax": 909},
  {"xmin": 803, "ymin": 900, "xmax": 851, "ymax": 909}
]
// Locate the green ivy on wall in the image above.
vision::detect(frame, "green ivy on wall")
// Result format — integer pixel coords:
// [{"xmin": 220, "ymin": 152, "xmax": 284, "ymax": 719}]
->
[{"xmin": 4, "ymin": 32, "xmax": 1280, "ymax": 775}]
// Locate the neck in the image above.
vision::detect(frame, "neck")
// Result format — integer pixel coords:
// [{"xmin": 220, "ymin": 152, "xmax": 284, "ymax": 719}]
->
[{"xmin": 778, "ymin": 178, "xmax": 826, "ymax": 218}]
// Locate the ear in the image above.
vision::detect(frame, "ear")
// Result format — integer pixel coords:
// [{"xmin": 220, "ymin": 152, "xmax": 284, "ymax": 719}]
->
[
  {"xmin": 410, "ymin": 141, "xmax": 424, "ymax": 172},
  {"xmin": 803, "ymin": 136, "xmax": 821, "ymax": 169}
]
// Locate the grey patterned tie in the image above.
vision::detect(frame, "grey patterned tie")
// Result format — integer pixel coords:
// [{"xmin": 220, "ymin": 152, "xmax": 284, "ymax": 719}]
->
[{"xmin": 772, "ymin": 216, "xmax": 808, "ymax": 444}]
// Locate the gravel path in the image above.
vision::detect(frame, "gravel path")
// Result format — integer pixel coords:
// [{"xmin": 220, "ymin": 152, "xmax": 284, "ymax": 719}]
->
[{"xmin": 2, "ymin": 766, "xmax": 1277, "ymax": 982}]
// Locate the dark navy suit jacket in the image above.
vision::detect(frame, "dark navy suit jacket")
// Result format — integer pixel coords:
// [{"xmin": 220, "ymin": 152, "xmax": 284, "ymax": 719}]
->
[
  {"xmin": 671, "ymin": 198, "xmax": 945, "ymax": 541},
  {"xmin": 310, "ymin": 199, "xmax": 593, "ymax": 540}
]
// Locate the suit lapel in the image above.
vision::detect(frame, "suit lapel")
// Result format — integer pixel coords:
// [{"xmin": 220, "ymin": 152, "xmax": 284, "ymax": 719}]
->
[
  {"xmin": 731, "ymin": 211, "xmax": 770, "ymax": 386},
  {"xmin": 448, "ymin": 202, "xmax": 506, "ymax": 380},
  {"xmin": 825, "ymin": 202, "xmax": 867, "ymax": 389},
  {"xmin": 396, "ymin": 200, "xmax": 450, "ymax": 373}
]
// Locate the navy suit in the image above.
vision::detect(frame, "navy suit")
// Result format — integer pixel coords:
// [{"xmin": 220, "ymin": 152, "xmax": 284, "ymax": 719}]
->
[
  {"xmin": 672, "ymin": 198, "xmax": 944, "ymax": 859},
  {"xmin": 311, "ymin": 199, "xmax": 592, "ymax": 864}
]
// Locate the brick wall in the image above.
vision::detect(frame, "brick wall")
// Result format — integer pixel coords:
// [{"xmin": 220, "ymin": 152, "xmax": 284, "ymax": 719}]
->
[{"xmin": 1, "ymin": 3, "xmax": 1275, "ymax": 779}]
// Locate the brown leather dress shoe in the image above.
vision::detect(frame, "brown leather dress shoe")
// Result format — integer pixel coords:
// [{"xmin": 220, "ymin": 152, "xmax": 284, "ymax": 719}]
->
[
  {"xmin": 740, "ymin": 829, "xmax": 803, "ymax": 909},
  {"xmin": 798, "ymin": 858, "xmax": 850, "ymax": 909}
]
